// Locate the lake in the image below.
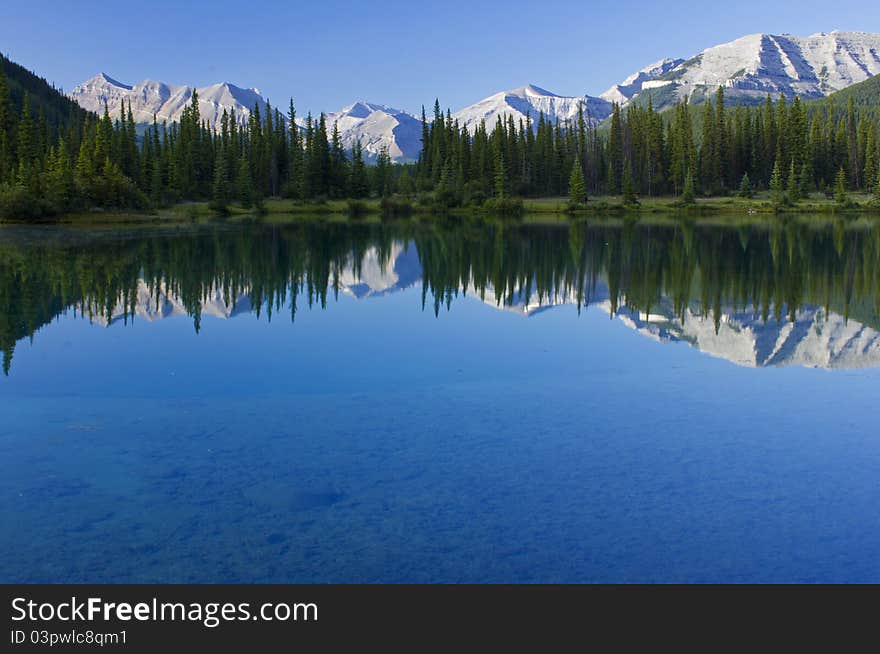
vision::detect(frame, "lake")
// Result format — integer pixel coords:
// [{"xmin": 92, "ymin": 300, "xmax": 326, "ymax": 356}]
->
[{"xmin": 2, "ymin": 215, "xmax": 880, "ymax": 582}]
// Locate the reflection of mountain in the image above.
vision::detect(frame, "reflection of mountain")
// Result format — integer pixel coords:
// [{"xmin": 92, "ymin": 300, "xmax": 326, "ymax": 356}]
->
[
  {"xmin": 337, "ymin": 243, "xmax": 421, "ymax": 299},
  {"xmin": 477, "ymin": 279, "xmax": 880, "ymax": 369},
  {"xmin": 89, "ymin": 241, "xmax": 880, "ymax": 370},
  {"xmin": 94, "ymin": 283, "xmax": 253, "ymax": 326},
  {"xmin": 94, "ymin": 242, "xmax": 421, "ymax": 324},
  {"xmin": 612, "ymin": 301, "xmax": 880, "ymax": 370}
]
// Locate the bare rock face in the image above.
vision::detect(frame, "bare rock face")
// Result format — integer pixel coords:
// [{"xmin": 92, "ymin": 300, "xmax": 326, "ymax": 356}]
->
[{"xmin": 604, "ymin": 31, "xmax": 880, "ymax": 109}]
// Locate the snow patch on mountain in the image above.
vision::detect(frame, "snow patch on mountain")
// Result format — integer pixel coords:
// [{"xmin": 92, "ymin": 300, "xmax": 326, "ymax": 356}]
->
[
  {"xmin": 453, "ymin": 84, "xmax": 612, "ymax": 133},
  {"xmin": 325, "ymin": 102, "xmax": 422, "ymax": 162},
  {"xmin": 70, "ymin": 73, "xmax": 272, "ymax": 130},
  {"xmin": 614, "ymin": 30, "xmax": 880, "ymax": 108},
  {"xmin": 600, "ymin": 58, "xmax": 685, "ymax": 105}
]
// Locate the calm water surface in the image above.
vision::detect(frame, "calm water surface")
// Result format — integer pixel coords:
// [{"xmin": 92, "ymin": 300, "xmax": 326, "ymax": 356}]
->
[{"xmin": 1, "ymin": 216, "xmax": 879, "ymax": 582}]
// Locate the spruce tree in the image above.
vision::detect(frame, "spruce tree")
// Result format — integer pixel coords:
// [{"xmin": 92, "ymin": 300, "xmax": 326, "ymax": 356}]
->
[
  {"xmin": 834, "ymin": 167, "xmax": 849, "ymax": 206},
  {"xmin": 568, "ymin": 159, "xmax": 586, "ymax": 205},
  {"xmin": 872, "ymin": 162, "xmax": 880, "ymax": 206},
  {"xmin": 210, "ymin": 144, "xmax": 230, "ymax": 213},
  {"xmin": 348, "ymin": 139, "xmax": 369, "ymax": 199},
  {"xmin": 398, "ymin": 168, "xmax": 414, "ymax": 197},
  {"xmin": 0, "ymin": 64, "xmax": 9, "ymax": 183},
  {"xmin": 236, "ymin": 155, "xmax": 253, "ymax": 208},
  {"xmin": 770, "ymin": 160, "xmax": 785, "ymax": 205},
  {"xmin": 622, "ymin": 163, "xmax": 637, "ymax": 205},
  {"xmin": 738, "ymin": 172, "xmax": 753, "ymax": 198},
  {"xmin": 493, "ymin": 145, "xmax": 507, "ymax": 199},
  {"xmin": 787, "ymin": 161, "xmax": 800, "ymax": 203},
  {"xmin": 681, "ymin": 170, "xmax": 695, "ymax": 205},
  {"xmin": 374, "ymin": 146, "xmax": 392, "ymax": 198}
]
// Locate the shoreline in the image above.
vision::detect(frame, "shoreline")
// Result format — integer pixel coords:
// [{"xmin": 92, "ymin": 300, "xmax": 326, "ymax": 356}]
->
[{"xmin": 2, "ymin": 193, "xmax": 879, "ymax": 226}]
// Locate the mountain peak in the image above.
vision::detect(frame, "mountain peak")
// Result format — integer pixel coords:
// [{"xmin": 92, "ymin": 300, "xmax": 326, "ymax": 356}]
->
[
  {"xmin": 511, "ymin": 84, "xmax": 556, "ymax": 97},
  {"xmin": 454, "ymin": 85, "xmax": 611, "ymax": 134},
  {"xmin": 89, "ymin": 72, "xmax": 131, "ymax": 90},
  {"xmin": 606, "ymin": 30, "xmax": 880, "ymax": 109},
  {"xmin": 71, "ymin": 75, "xmax": 271, "ymax": 129},
  {"xmin": 325, "ymin": 101, "xmax": 422, "ymax": 162}
]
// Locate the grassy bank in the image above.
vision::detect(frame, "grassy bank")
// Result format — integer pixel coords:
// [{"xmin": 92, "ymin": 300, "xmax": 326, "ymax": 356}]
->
[{"xmin": 3, "ymin": 191, "xmax": 879, "ymax": 225}]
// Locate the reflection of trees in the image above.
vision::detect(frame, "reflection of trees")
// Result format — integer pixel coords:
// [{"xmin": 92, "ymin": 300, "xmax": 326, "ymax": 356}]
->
[{"xmin": 2, "ymin": 218, "xmax": 879, "ymax": 375}]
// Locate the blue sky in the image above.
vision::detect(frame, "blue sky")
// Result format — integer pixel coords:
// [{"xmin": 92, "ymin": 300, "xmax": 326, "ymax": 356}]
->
[{"xmin": 1, "ymin": 1, "xmax": 878, "ymax": 116}]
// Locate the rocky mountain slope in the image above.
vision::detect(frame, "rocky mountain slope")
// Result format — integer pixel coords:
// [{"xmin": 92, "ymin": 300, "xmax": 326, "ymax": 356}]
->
[
  {"xmin": 607, "ymin": 31, "xmax": 880, "ymax": 109},
  {"xmin": 69, "ymin": 73, "xmax": 270, "ymax": 130},
  {"xmin": 452, "ymin": 84, "xmax": 612, "ymax": 133},
  {"xmin": 323, "ymin": 102, "xmax": 423, "ymax": 162}
]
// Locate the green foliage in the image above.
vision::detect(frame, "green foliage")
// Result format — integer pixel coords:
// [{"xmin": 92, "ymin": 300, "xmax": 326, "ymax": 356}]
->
[
  {"xmin": 787, "ymin": 161, "xmax": 800, "ymax": 203},
  {"xmin": 1, "ymin": 47, "xmax": 880, "ymax": 222},
  {"xmin": 738, "ymin": 172, "xmax": 753, "ymax": 198},
  {"xmin": 680, "ymin": 170, "xmax": 696, "ymax": 205},
  {"xmin": 568, "ymin": 159, "xmax": 587, "ymax": 205},
  {"xmin": 481, "ymin": 196, "xmax": 524, "ymax": 214},
  {"xmin": 621, "ymin": 164, "xmax": 638, "ymax": 205},
  {"xmin": 873, "ymin": 163, "xmax": 880, "ymax": 207},
  {"xmin": 835, "ymin": 167, "xmax": 849, "ymax": 206},
  {"xmin": 380, "ymin": 196, "xmax": 413, "ymax": 217},
  {"xmin": 236, "ymin": 156, "xmax": 253, "ymax": 208},
  {"xmin": 770, "ymin": 160, "xmax": 786, "ymax": 206},
  {"xmin": 345, "ymin": 199, "xmax": 369, "ymax": 218}
]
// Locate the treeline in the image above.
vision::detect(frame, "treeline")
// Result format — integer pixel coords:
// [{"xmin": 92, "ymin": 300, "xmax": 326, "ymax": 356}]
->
[
  {"xmin": 0, "ymin": 58, "xmax": 406, "ymax": 219},
  {"xmin": 416, "ymin": 87, "xmax": 880, "ymax": 207},
  {"xmin": 3, "ymin": 217, "xmax": 880, "ymax": 373},
  {"xmin": 1, "ymin": 49, "xmax": 880, "ymax": 220}
]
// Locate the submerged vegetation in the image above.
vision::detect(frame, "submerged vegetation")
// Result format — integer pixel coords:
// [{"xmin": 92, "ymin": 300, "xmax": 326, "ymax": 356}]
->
[{"xmin": 2, "ymin": 215, "xmax": 880, "ymax": 375}]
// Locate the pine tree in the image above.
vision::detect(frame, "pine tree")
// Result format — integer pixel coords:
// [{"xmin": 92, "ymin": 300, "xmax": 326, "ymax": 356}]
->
[
  {"xmin": 872, "ymin": 162, "xmax": 880, "ymax": 206},
  {"xmin": 210, "ymin": 144, "xmax": 230, "ymax": 213},
  {"xmin": 493, "ymin": 143, "xmax": 507, "ymax": 199},
  {"xmin": 398, "ymin": 168, "xmax": 414, "ymax": 197},
  {"xmin": 46, "ymin": 141, "xmax": 74, "ymax": 211},
  {"xmin": 0, "ymin": 64, "xmax": 9, "ymax": 183},
  {"xmin": 348, "ymin": 139, "xmax": 369, "ymax": 199},
  {"xmin": 681, "ymin": 169, "xmax": 695, "ymax": 205},
  {"xmin": 770, "ymin": 159, "xmax": 785, "ymax": 204},
  {"xmin": 286, "ymin": 99, "xmax": 303, "ymax": 199},
  {"xmin": 568, "ymin": 159, "xmax": 586, "ymax": 205},
  {"xmin": 799, "ymin": 161, "xmax": 813, "ymax": 199},
  {"xmin": 738, "ymin": 172, "xmax": 753, "ymax": 198},
  {"xmin": 374, "ymin": 146, "xmax": 392, "ymax": 198},
  {"xmin": 621, "ymin": 163, "xmax": 637, "ymax": 205},
  {"xmin": 787, "ymin": 161, "xmax": 800, "ymax": 203},
  {"xmin": 236, "ymin": 155, "xmax": 253, "ymax": 208},
  {"xmin": 834, "ymin": 167, "xmax": 849, "ymax": 206},
  {"xmin": 607, "ymin": 103, "xmax": 624, "ymax": 193}
]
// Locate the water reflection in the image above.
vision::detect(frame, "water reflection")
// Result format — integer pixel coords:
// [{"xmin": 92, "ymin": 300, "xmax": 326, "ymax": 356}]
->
[{"xmin": 1, "ymin": 216, "xmax": 879, "ymax": 373}]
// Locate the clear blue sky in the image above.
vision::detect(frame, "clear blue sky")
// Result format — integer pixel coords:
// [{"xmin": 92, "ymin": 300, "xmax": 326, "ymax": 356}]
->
[{"xmin": 2, "ymin": 1, "xmax": 877, "ymax": 116}]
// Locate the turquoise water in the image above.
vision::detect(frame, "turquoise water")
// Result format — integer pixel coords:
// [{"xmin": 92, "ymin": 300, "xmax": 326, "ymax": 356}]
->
[{"xmin": 1, "ymin": 218, "xmax": 880, "ymax": 582}]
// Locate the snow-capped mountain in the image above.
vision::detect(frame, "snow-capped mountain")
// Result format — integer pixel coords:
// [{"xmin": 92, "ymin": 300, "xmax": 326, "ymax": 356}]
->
[
  {"xmin": 452, "ymin": 84, "xmax": 612, "ymax": 133},
  {"xmin": 71, "ymin": 74, "xmax": 422, "ymax": 162},
  {"xmin": 600, "ymin": 58, "xmax": 685, "ymax": 105},
  {"xmin": 70, "ymin": 73, "xmax": 272, "ymax": 131},
  {"xmin": 611, "ymin": 31, "xmax": 880, "ymax": 109},
  {"xmin": 324, "ymin": 102, "xmax": 422, "ymax": 162}
]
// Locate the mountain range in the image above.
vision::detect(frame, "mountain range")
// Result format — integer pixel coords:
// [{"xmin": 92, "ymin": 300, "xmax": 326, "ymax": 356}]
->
[
  {"xmin": 69, "ymin": 30, "xmax": 880, "ymax": 161},
  {"xmin": 69, "ymin": 73, "xmax": 270, "ymax": 131},
  {"xmin": 452, "ymin": 84, "xmax": 612, "ymax": 133}
]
